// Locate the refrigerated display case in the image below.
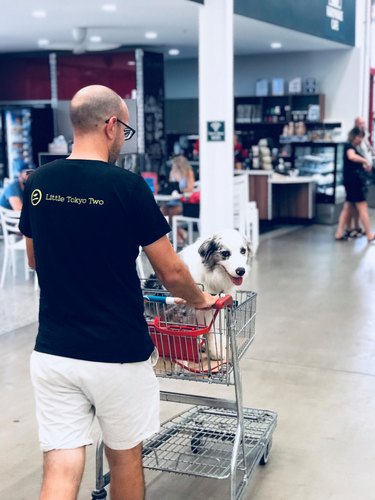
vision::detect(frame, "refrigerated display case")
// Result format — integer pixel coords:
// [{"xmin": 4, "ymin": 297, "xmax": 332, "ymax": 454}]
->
[
  {"xmin": 0, "ymin": 106, "xmax": 54, "ymax": 180},
  {"xmin": 291, "ymin": 141, "xmax": 345, "ymax": 224}
]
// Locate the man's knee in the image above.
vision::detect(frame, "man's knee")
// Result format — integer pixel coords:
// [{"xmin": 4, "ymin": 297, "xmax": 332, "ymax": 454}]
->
[
  {"xmin": 40, "ymin": 448, "xmax": 85, "ymax": 500},
  {"xmin": 105, "ymin": 443, "xmax": 143, "ymax": 468}
]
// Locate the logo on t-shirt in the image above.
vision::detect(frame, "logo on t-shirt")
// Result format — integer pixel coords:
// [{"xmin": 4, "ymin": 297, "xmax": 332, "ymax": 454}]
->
[{"xmin": 31, "ymin": 189, "xmax": 42, "ymax": 206}]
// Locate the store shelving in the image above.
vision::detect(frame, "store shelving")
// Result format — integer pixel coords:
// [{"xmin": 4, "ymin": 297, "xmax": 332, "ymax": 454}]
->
[{"xmin": 290, "ymin": 141, "xmax": 345, "ymax": 224}]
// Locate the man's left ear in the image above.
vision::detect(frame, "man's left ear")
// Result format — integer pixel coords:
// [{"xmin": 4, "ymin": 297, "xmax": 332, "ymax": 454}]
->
[{"xmin": 105, "ymin": 117, "xmax": 116, "ymax": 138}]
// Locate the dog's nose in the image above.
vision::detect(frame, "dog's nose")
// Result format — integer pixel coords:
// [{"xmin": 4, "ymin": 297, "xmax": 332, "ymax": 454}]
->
[{"xmin": 236, "ymin": 267, "xmax": 245, "ymax": 277}]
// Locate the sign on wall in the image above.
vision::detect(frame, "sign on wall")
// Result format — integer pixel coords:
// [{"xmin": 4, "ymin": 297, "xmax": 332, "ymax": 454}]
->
[
  {"xmin": 234, "ymin": 0, "xmax": 355, "ymax": 46},
  {"xmin": 207, "ymin": 121, "xmax": 225, "ymax": 141}
]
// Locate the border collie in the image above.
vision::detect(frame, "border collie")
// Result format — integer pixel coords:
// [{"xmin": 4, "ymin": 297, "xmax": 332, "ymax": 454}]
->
[{"xmin": 179, "ymin": 229, "xmax": 252, "ymax": 360}]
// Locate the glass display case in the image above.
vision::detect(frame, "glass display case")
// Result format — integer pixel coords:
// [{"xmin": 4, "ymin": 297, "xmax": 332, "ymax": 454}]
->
[{"xmin": 291, "ymin": 141, "xmax": 345, "ymax": 223}]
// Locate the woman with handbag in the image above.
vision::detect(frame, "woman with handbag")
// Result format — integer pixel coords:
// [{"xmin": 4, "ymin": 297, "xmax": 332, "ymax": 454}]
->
[{"xmin": 335, "ymin": 127, "xmax": 374, "ymax": 242}]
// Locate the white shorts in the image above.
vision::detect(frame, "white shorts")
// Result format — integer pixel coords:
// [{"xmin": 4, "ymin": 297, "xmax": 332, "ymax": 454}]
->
[{"xmin": 30, "ymin": 351, "xmax": 160, "ymax": 452}]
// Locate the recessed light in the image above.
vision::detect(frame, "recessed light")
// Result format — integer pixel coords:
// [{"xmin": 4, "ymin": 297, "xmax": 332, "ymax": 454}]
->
[
  {"xmin": 90, "ymin": 35, "xmax": 102, "ymax": 43},
  {"xmin": 37, "ymin": 38, "xmax": 49, "ymax": 47},
  {"xmin": 270, "ymin": 42, "xmax": 282, "ymax": 49},
  {"xmin": 168, "ymin": 48, "xmax": 180, "ymax": 56},
  {"xmin": 145, "ymin": 31, "xmax": 158, "ymax": 40},
  {"xmin": 101, "ymin": 3, "xmax": 117, "ymax": 12},
  {"xmin": 127, "ymin": 61, "xmax": 136, "ymax": 66},
  {"xmin": 32, "ymin": 10, "xmax": 47, "ymax": 18}
]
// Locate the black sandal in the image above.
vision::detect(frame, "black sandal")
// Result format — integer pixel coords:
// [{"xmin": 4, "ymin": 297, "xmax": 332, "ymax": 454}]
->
[
  {"xmin": 335, "ymin": 235, "xmax": 348, "ymax": 241},
  {"xmin": 348, "ymin": 228, "xmax": 365, "ymax": 238}
]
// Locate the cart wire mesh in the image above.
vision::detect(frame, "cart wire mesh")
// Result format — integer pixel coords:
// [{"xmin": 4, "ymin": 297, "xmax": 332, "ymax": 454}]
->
[
  {"xmin": 144, "ymin": 288, "xmax": 257, "ymax": 385},
  {"xmin": 142, "ymin": 406, "xmax": 277, "ymax": 479}
]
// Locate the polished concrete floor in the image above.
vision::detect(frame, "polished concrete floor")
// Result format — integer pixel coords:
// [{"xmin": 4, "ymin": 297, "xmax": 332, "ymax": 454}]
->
[{"xmin": 1, "ymin": 220, "xmax": 375, "ymax": 500}]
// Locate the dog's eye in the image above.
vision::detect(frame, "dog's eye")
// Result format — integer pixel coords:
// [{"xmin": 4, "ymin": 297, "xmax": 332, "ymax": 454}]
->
[
  {"xmin": 221, "ymin": 250, "xmax": 231, "ymax": 258},
  {"xmin": 240, "ymin": 247, "xmax": 247, "ymax": 255}
]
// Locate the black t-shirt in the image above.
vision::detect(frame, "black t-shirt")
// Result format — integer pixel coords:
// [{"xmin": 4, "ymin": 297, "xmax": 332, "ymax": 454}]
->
[
  {"xmin": 19, "ymin": 159, "xmax": 170, "ymax": 363},
  {"xmin": 343, "ymin": 143, "xmax": 364, "ymax": 186}
]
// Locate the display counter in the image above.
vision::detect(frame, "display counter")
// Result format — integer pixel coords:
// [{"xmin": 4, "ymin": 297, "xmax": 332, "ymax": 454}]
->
[{"xmin": 235, "ymin": 170, "xmax": 316, "ymax": 221}]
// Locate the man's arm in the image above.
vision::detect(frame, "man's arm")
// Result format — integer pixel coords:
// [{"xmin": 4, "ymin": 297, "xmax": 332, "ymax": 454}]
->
[
  {"xmin": 143, "ymin": 235, "xmax": 217, "ymax": 309},
  {"xmin": 8, "ymin": 196, "xmax": 22, "ymax": 211},
  {"xmin": 25, "ymin": 237, "xmax": 35, "ymax": 269}
]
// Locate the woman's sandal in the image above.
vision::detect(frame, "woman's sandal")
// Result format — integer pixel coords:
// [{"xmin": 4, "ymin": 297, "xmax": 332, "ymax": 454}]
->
[
  {"xmin": 367, "ymin": 235, "xmax": 375, "ymax": 243},
  {"xmin": 335, "ymin": 235, "xmax": 348, "ymax": 241},
  {"xmin": 348, "ymin": 228, "xmax": 365, "ymax": 238}
]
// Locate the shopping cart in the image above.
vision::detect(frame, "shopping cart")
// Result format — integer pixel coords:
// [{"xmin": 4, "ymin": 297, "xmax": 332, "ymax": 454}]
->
[{"xmin": 91, "ymin": 288, "xmax": 277, "ymax": 500}]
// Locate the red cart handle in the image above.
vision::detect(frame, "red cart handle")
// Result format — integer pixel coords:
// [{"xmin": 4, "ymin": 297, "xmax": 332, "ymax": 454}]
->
[{"xmin": 213, "ymin": 294, "xmax": 233, "ymax": 309}]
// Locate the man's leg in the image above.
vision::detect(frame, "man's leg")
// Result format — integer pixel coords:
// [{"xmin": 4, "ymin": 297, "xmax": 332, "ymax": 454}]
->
[
  {"xmin": 105, "ymin": 443, "xmax": 145, "ymax": 500},
  {"xmin": 40, "ymin": 447, "xmax": 86, "ymax": 500}
]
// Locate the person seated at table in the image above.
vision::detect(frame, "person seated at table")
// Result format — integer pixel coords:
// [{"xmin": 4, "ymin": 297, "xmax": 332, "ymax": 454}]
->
[
  {"xmin": 0, "ymin": 168, "xmax": 32, "ymax": 211},
  {"xmin": 162, "ymin": 155, "xmax": 195, "ymax": 244}
]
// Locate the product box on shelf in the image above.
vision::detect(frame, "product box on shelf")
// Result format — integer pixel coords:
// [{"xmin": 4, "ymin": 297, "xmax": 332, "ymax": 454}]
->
[
  {"xmin": 303, "ymin": 78, "xmax": 319, "ymax": 94},
  {"xmin": 288, "ymin": 77, "xmax": 302, "ymax": 94},
  {"xmin": 272, "ymin": 78, "xmax": 284, "ymax": 96},
  {"xmin": 255, "ymin": 79, "xmax": 268, "ymax": 96}
]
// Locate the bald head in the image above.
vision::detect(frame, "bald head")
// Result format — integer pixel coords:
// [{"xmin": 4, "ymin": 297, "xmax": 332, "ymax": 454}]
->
[
  {"xmin": 70, "ymin": 85, "xmax": 126, "ymax": 133},
  {"xmin": 354, "ymin": 116, "xmax": 366, "ymax": 131}
]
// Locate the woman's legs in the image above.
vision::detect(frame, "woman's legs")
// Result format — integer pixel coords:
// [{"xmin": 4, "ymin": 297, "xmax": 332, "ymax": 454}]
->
[
  {"xmin": 355, "ymin": 201, "xmax": 374, "ymax": 240},
  {"xmin": 335, "ymin": 202, "xmax": 352, "ymax": 239}
]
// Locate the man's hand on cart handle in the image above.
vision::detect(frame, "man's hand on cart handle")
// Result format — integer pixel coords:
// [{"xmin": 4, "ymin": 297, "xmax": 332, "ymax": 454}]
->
[{"xmin": 193, "ymin": 291, "xmax": 219, "ymax": 310}]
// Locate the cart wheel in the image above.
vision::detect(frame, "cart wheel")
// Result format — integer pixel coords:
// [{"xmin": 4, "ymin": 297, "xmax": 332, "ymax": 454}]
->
[
  {"xmin": 91, "ymin": 489, "xmax": 107, "ymax": 499},
  {"xmin": 259, "ymin": 438, "xmax": 272, "ymax": 466},
  {"xmin": 191, "ymin": 430, "xmax": 206, "ymax": 454}
]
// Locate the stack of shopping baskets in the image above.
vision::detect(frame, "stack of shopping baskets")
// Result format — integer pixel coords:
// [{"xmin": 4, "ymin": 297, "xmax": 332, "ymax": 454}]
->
[{"xmin": 92, "ymin": 287, "xmax": 277, "ymax": 500}]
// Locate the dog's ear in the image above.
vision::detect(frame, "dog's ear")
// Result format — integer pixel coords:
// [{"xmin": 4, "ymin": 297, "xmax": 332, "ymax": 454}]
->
[{"xmin": 198, "ymin": 237, "xmax": 219, "ymax": 263}]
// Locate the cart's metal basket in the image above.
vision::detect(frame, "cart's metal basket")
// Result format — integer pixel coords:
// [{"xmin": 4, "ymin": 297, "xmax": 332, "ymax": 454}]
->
[
  {"xmin": 143, "ymin": 287, "xmax": 257, "ymax": 385},
  {"xmin": 142, "ymin": 405, "xmax": 277, "ymax": 480}
]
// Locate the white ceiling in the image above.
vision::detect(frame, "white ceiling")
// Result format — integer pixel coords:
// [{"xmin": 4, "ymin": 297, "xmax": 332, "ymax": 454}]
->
[{"xmin": 0, "ymin": 0, "xmax": 349, "ymax": 59}]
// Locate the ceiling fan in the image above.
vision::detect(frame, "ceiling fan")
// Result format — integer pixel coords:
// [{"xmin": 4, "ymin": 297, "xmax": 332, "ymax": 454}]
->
[{"xmin": 40, "ymin": 26, "xmax": 122, "ymax": 54}]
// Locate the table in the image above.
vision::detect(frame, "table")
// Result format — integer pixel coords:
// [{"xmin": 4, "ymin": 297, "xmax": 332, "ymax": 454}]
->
[{"xmin": 235, "ymin": 171, "xmax": 316, "ymax": 220}]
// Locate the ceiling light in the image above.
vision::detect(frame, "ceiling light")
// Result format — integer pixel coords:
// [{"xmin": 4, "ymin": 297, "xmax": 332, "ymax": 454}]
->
[
  {"xmin": 270, "ymin": 42, "xmax": 282, "ymax": 49},
  {"xmin": 168, "ymin": 48, "xmax": 180, "ymax": 56},
  {"xmin": 127, "ymin": 61, "xmax": 136, "ymax": 66},
  {"xmin": 101, "ymin": 3, "xmax": 117, "ymax": 12},
  {"xmin": 32, "ymin": 10, "xmax": 47, "ymax": 18},
  {"xmin": 145, "ymin": 31, "xmax": 158, "ymax": 40},
  {"xmin": 90, "ymin": 35, "xmax": 102, "ymax": 43},
  {"xmin": 37, "ymin": 38, "xmax": 49, "ymax": 47}
]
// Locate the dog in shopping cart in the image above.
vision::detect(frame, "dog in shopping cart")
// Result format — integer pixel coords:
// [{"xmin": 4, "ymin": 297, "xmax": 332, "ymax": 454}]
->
[
  {"xmin": 179, "ymin": 228, "xmax": 252, "ymax": 360},
  {"xmin": 143, "ymin": 228, "xmax": 252, "ymax": 361}
]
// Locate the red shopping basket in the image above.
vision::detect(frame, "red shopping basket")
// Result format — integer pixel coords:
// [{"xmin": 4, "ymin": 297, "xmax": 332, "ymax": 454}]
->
[{"xmin": 147, "ymin": 295, "xmax": 233, "ymax": 363}]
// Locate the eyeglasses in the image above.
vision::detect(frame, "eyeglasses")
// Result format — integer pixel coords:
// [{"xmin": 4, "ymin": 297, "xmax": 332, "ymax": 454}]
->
[{"xmin": 105, "ymin": 118, "xmax": 136, "ymax": 141}]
